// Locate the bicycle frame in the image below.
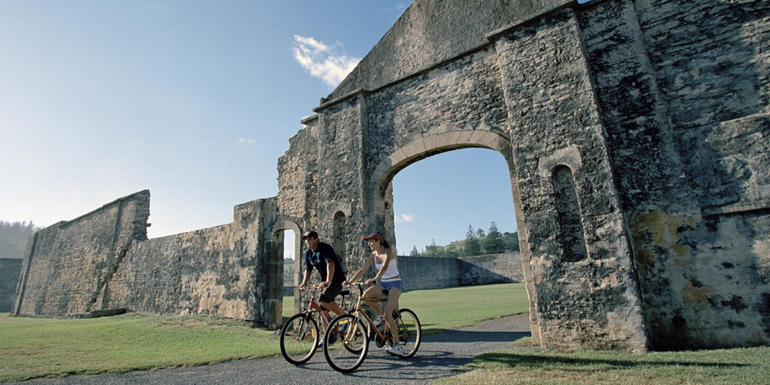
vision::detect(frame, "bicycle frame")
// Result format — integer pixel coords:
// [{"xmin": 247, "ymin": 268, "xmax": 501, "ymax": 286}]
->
[
  {"xmin": 299, "ymin": 286, "xmax": 349, "ymax": 328},
  {"xmin": 347, "ymin": 283, "xmax": 398, "ymax": 345},
  {"xmin": 280, "ymin": 285, "xmax": 350, "ymax": 366},
  {"xmin": 323, "ymin": 283, "xmax": 421, "ymax": 372}
]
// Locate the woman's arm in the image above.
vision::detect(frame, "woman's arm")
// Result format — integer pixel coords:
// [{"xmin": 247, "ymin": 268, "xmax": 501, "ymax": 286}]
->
[{"xmin": 345, "ymin": 253, "xmax": 374, "ymax": 285}]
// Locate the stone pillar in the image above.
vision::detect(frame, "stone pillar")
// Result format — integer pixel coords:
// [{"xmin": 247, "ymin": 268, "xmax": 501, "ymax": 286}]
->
[{"xmin": 493, "ymin": 7, "xmax": 648, "ymax": 352}]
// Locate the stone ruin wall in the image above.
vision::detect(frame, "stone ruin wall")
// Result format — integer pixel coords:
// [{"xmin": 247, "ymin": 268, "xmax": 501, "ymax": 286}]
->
[
  {"xmin": 582, "ymin": 0, "xmax": 770, "ymax": 350},
  {"xmin": 279, "ymin": 0, "xmax": 770, "ymax": 351},
  {"xmin": 9, "ymin": 0, "xmax": 770, "ymax": 350},
  {"xmin": 13, "ymin": 191, "xmax": 151, "ymax": 317},
  {"xmin": 282, "ymin": 252, "xmax": 523, "ymax": 294},
  {"xmin": 399, "ymin": 253, "xmax": 525, "ymax": 291},
  {"xmin": 12, "ymin": 191, "xmax": 283, "ymax": 329}
]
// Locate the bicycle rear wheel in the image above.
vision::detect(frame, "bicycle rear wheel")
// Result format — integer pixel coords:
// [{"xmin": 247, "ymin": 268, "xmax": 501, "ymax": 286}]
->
[
  {"xmin": 280, "ymin": 313, "xmax": 319, "ymax": 365},
  {"xmin": 323, "ymin": 314, "xmax": 369, "ymax": 373},
  {"xmin": 394, "ymin": 308, "xmax": 421, "ymax": 358}
]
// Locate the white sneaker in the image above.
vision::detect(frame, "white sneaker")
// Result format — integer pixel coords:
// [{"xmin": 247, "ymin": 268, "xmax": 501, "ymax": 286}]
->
[
  {"xmin": 386, "ymin": 344, "xmax": 403, "ymax": 356},
  {"xmin": 372, "ymin": 314, "xmax": 384, "ymax": 326}
]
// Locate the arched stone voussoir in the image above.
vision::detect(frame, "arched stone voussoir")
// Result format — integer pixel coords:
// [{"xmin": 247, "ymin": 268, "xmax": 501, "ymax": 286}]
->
[{"xmin": 369, "ymin": 130, "xmax": 513, "ymax": 201}]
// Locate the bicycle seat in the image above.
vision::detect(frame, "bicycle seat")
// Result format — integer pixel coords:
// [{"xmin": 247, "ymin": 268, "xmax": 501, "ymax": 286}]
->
[{"xmin": 340, "ymin": 289, "xmax": 350, "ymax": 296}]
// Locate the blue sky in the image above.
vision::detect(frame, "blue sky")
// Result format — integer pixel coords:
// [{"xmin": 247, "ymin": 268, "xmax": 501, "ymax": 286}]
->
[{"xmin": 0, "ymin": 1, "xmax": 518, "ymax": 257}]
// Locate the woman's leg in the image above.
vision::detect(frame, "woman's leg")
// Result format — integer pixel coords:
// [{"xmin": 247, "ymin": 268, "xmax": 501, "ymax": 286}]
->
[
  {"xmin": 384, "ymin": 289, "xmax": 401, "ymax": 344},
  {"xmin": 362, "ymin": 285, "xmax": 385, "ymax": 316}
]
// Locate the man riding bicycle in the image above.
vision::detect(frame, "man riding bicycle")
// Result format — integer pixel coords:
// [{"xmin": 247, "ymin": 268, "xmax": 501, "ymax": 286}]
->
[{"xmin": 298, "ymin": 231, "xmax": 347, "ymax": 326}]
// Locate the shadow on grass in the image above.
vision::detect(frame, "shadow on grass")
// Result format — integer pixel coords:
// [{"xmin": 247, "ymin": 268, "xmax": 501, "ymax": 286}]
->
[{"xmin": 471, "ymin": 351, "xmax": 750, "ymax": 369}]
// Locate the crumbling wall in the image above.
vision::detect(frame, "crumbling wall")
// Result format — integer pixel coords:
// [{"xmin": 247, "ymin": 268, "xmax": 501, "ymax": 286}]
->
[
  {"xmin": 12, "ymin": 191, "xmax": 150, "ymax": 317},
  {"xmin": 12, "ymin": 191, "xmax": 282, "ymax": 328},
  {"xmin": 330, "ymin": 0, "xmax": 572, "ymax": 100},
  {"xmin": 105, "ymin": 198, "xmax": 281, "ymax": 327}
]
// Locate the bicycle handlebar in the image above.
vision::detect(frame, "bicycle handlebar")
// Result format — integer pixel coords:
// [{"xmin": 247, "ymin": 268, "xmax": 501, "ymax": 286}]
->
[
  {"xmin": 343, "ymin": 280, "xmax": 376, "ymax": 287},
  {"xmin": 298, "ymin": 284, "xmax": 325, "ymax": 292}
]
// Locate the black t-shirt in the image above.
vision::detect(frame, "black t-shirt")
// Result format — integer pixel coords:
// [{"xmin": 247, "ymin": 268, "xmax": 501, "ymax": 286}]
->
[{"xmin": 304, "ymin": 242, "xmax": 346, "ymax": 283}]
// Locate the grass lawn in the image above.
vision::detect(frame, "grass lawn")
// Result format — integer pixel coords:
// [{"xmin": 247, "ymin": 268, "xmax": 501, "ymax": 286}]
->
[
  {"xmin": 1, "ymin": 283, "xmax": 526, "ymax": 382},
  {"xmin": 0, "ymin": 312, "xmax": 279, "ymax": 382},
  {"xmin": 435, "ymin": 346, "xmax": 770, "ymax": 385},
  {"xmin": 4, "ymin": 282, "xmax": 768, "ymax": 384},
  {"xmin": 398, "ymin": 283, "xmax": 529, "ymax": 335}
]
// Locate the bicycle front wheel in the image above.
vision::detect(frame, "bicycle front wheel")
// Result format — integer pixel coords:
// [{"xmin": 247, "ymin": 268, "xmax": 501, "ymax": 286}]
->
[
  {"xmin": 323, "ymin": 314, "xmax": 369, "ymax": 373},
  {"xmin": 280, "ymin": 313, "xmax": 319, "ymax": 365},
  {"xmin": 395, "ymin": 308, "xmax": 421, "ymax": 358}
]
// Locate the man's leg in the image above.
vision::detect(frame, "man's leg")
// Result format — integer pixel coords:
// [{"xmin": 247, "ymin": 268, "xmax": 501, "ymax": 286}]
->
[
  {"xmin": 320, "ymin": 282, "xmax": 347, "ymax": 318},
  {"xmin": 321, "ymin": 300, "xmax": 345, "ymax": 317}
]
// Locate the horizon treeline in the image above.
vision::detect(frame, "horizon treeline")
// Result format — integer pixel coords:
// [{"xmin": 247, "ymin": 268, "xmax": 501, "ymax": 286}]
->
[
  {"xmin": 409, "ymin": 221, "xmax": 520, "ymax": 258},
  {"xmin": 0, "ymin": 221, "xmax": 41, "ymax": 259}
]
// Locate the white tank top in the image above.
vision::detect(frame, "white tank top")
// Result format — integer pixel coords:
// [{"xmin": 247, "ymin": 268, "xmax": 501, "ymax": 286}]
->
[{"xmin": 374, "ymin": 252, "xmax": 399, "ymax": 281}]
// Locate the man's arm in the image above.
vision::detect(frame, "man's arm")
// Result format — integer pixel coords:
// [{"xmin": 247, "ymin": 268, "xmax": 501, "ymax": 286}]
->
[
  {"xmin": 319, "ymin": 260, "xmax": 335, "ymax": 288},
  {"xmin": 298, "ymin": 268, "xmax": 313, "ymax": 289}
]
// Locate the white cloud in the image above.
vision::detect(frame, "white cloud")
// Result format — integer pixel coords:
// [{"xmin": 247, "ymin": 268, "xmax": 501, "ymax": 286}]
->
[
  {"xmin": 238, "ymin": 138, "xmax": 256, "ymax": 144},
  {"xmin": 395, "ymin": 213, "xmax": 414, "ymax": 223},
  {"xmin": 292, "ymin": 35, "xmax": 360, "ymax": 87}
]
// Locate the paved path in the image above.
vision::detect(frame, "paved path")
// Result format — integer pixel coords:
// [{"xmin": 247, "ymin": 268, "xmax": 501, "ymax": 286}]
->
[{"xmin": 11, "ymin": 313, "xmax": 533, "ymax": 385}]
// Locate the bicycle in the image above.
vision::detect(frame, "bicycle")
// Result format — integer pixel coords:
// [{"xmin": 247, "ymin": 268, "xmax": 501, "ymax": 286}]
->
[
  {"xmin": 322, "ymin": 282, "xmax": 421, "ymax": 373},
  {"xmin": 279, "ymin": 285, "xmax": 350, "ymax": 365}
]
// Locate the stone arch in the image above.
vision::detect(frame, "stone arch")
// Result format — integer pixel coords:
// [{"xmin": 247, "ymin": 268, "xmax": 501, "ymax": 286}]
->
[
  {"xmin": 367, "ymin": 130, "xmax": 517, "ymax": 231},
  {"xmin": 271, "ymin": 219, "xmax": 302, "ymax": 313},
  {"xmin": 364, "ymin": 129, "xmax": 541, "ymax": 339}
]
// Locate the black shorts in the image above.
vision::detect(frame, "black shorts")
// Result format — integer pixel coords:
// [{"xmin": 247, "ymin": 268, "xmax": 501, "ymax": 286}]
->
[{"xmin": 319, "ymin": 281, "xmax": 344, "ymax": 303}]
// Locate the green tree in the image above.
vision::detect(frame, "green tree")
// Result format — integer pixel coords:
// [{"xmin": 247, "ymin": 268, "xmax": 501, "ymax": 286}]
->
[
  {"xmin": 410, "ymin": 246, "xmax": 419, "ymax": 256},
  {"xmin": 475, "ymin": 228, "xmax": 486, "ymax": 254},
  {"xmin": 420, "ymin": 239, "xmax": 436, "ymax": 257},
  {"xmin": 503, "ymin": 231, "xmax": 520, "ymax": 252},
  {"xmin": 464, "ymin": 224, "xmax": 480, "ymax": 257},
  {"xmin": 0, "ymin": 221, "xmax": 40, "ymax": 259},
  {"xmin": 485, "ymin": 221, "xmax": 505, "ymax": 253}
]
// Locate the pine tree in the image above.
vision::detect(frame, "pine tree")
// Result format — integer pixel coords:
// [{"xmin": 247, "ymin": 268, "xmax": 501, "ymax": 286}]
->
[
  {"xmin": 485, "ymin": 221, "xmax": 505, "ymax": 253},
  {"xmin": 464, "ymin": 224, "xmax": 480, "ymax": 256},
  {"xmin": 410, "ymin": 246, "xmax": 419, "ymax": 256}
]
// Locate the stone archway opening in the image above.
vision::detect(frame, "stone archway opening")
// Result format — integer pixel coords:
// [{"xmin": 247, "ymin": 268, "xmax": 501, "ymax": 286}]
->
[
  {"xmin": 366, "ymin": 131, "xmax": 537, "ymax": 340},
  {"xmin": 282, "ymin": 229, "xmax": 297, "ymax": 300},
  {"xmin": 272, "ymin": 220, "xmax": 303, "ymax": 315},
  {"xmin": 391, "ymin": 148, "xmax": 517, "ymax": 260}
]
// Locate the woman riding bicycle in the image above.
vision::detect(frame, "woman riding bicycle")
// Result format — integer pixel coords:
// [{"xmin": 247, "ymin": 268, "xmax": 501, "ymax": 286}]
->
[{"xmin": 344, "ymin": 231, "xmax": 404, "ymax": 356}]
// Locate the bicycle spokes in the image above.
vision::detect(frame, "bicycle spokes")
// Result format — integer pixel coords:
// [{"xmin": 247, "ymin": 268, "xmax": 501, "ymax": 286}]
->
[
  {"xmin": 323, "ymin": 314, "xmax": 369, "ymax": 373},
  {"xmin": 280, "ymin": 313, "xmax": 320, "ymax": 365},
  {"xmin": 394, "ymin": 309, "xmax": 421, "ymax": 358}
]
